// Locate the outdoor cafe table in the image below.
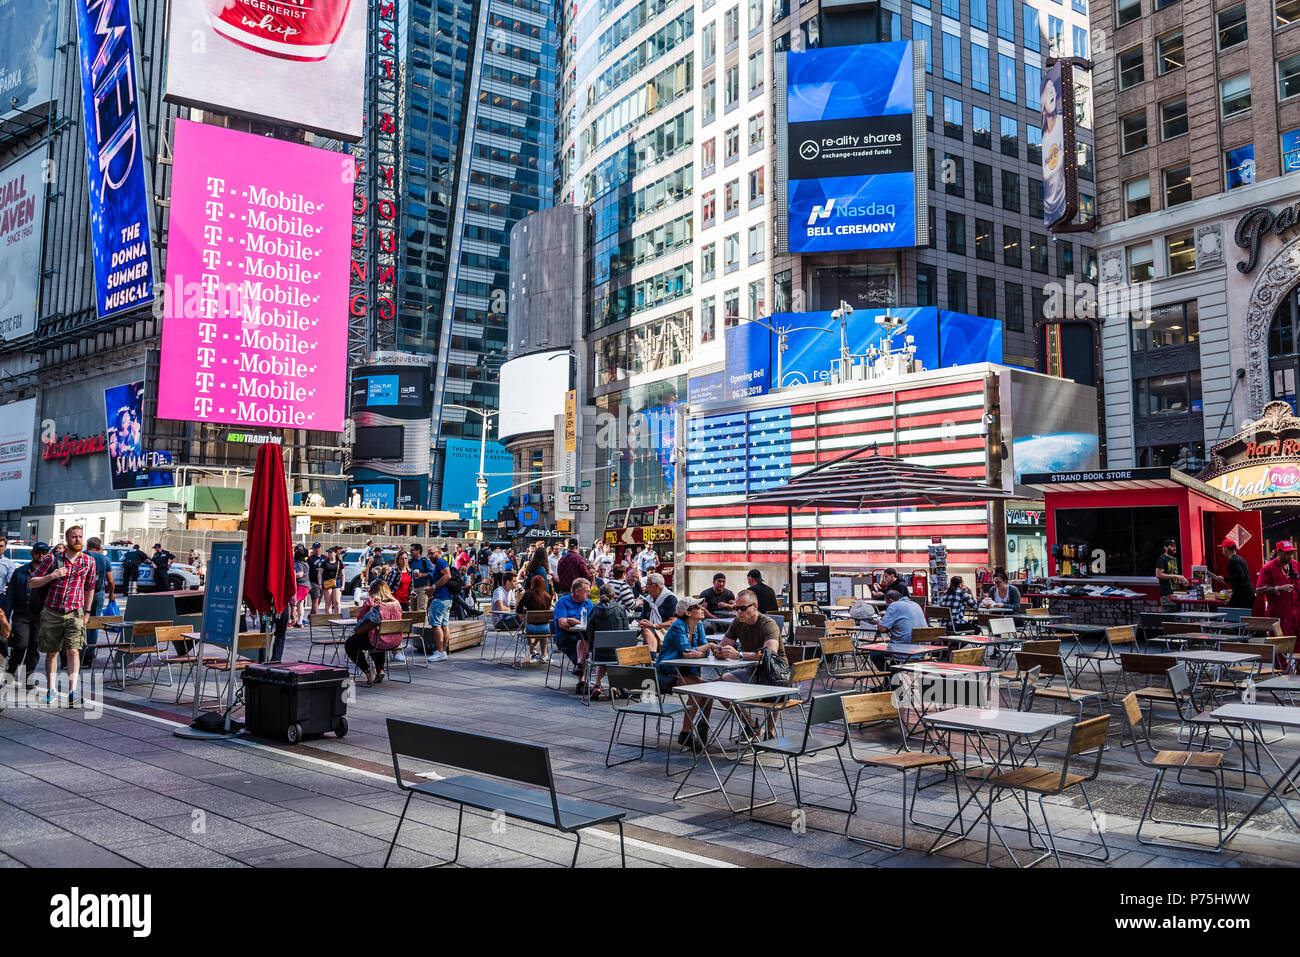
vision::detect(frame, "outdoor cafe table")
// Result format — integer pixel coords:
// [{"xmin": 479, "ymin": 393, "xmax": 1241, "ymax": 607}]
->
[
  {"xmin": 921, "ymin": 707, "xmax": 1074, "ymax": 867},
  {"xmin": 1211, "ymin": 703, "xmax": 1300, "ymax": 841},
  {"xmin": 857, "ymin": 642, "xmax": 946, "ymax": 663},
  {"xmin": 656, "ymin": 655, "xmax": 758, "ymax": 676},
  {"xmin": 893, "ymin": 662, "xmax": 996, "ymax": 728},
  {"xmin": 671, "ymin": 680, "xmax": 802, "ymax": 814},
  {"xmin": 1169, "ymin": 648, "xmax": 1264, "ymax": 706},
  {"xmin": 1161, "ymin": 610, "xmax": 1229, "ymax": 622},
  {"xmin": 1257, "ymin": 674, "xmax": 1300, "ymax": 703}
]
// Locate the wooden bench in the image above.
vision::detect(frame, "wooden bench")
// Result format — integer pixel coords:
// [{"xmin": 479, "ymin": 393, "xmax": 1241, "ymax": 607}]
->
[
  {"xmin": 385, "ymin": 719, "xmax": 626, "ymax": 867},
  {"xmin": 447, "ymin": 619, "xmax": 485, "ymax": 653}
]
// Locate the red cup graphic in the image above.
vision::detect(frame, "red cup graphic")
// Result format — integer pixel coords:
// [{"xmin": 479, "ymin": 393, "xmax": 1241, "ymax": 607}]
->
[{"xmin": 206, "ymin": 0, "xmax": 353, "ymax": 62}]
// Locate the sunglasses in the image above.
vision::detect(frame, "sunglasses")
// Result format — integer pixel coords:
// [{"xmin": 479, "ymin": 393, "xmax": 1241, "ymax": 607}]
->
[{"xmin": 735, "ymin": 603, "xmax": 756, "ymax": 611}]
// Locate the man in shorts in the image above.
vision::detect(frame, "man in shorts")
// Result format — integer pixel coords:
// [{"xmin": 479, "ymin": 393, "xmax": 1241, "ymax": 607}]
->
[
  {"xmin": 424, "ymin": 545, "xmax": 453, "ymax": 662},
  {"xmin": 29, "ymin": 526, "xmax": 97, "ymax": 707}
]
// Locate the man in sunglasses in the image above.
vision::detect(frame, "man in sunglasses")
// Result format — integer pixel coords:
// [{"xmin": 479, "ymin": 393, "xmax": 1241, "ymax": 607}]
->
[{"xmin": 717, "ymin": 589, "xmax": 787, "ymax": 678}]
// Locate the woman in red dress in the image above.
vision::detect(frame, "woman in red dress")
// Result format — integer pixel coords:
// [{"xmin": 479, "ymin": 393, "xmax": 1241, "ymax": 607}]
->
[{"xmin": 386, "ymin": 550, "xmax": 414, "ymax": 610}]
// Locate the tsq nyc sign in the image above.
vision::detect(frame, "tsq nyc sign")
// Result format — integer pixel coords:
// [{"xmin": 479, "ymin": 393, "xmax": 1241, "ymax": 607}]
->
[{"xmin": 1235, "ymin": 202, "xmax": 1300, "ymax": 273}]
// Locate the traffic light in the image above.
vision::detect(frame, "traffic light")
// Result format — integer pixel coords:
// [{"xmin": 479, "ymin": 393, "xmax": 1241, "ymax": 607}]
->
[
  {"xmin": 477, "ymin": 488, "xmax": 488, "ymax": 508},
  {"xmin": 609, "ymin": 467, "xmax": 618, "ymax": 489}
]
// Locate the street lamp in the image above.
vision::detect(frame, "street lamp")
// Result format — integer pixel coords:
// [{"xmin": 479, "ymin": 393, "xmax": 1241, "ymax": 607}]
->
[
  {"xmin": 830, "ymin": 300, "xmax": 855, "ymax": 379},
  {"xmin": 743, "ymin": 316, "xmax": 835, "ymax": 389},
  {"xmin": 444, "ymin": 403, "xmax": 524, "ymax": 542}
]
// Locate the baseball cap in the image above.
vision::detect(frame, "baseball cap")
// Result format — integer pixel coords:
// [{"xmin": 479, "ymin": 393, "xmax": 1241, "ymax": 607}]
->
[
  {"xmin": 677, "ymin": 596, "xmax": 706, "ymax": 613},
  {"xmin": 1220, "ymin": 536, "xmax": 1238, "ymax": 549},
  {"xmin": 32, "ymin": 542, "xmax": 49, "ymax": 554},
  {"xmin": 312, "ymin": 542, "xmax": 322, "ymax": 548},
  {"xmin": 1278, "ymin": 541, "xmax": 1296, "ymax": 552}
]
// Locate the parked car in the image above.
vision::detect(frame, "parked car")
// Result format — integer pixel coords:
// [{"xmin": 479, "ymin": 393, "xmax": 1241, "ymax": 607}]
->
[{"xmin": 104, "ymin": 546, "xmax": 202, "ymax": 590}]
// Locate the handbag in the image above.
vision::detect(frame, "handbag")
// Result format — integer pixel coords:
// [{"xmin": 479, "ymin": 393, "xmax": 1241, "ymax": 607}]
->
[
  {"xmin": 322, "ymin": 579, "xmax": 338, "ymax": 590},
  {"xmin": 755, "ymin": 647, "xmax": 792, "ymax": 686},
  {"xmin": 104, "ymin": 599, "xmax": 121, "ymax": 618}
]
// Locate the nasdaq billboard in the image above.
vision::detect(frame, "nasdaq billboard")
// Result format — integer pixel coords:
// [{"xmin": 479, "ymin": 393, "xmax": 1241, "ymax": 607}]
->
[{"xmin": 784, "ymin": 41, "xmax": 925, "ymax": 253}]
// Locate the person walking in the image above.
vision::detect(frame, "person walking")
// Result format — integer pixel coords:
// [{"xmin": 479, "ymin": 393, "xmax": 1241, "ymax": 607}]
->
[
  {"xmin": 84, "ymin": 537, "xmax": 113, "ymax": 667},
  {"xmin": 320, "ymin": 547, "xmax": 342, "ymax": 616},
  {"xmin": 29, "ymin": 527, "xmax": 97, "ymax": 707},
  {"xmin": 307, "ymin": 543, "xmax": 326, "ymax": 616},
  {"xmin": 2, "ymin": 542, "xmax": 49, "ymax": 691},
  {"xmin": 424, "ymin": 545, "xmax": 453, "ymax": 662}
]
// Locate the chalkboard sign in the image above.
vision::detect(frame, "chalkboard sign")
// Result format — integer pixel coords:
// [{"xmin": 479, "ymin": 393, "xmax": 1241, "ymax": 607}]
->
[
  {"xmin": 201, "ymin": 542, "xmax": 244, "ymax": 648},
  {"xmin": 797, "ymin": 565, "xmax": 831, "ymax": 604}
]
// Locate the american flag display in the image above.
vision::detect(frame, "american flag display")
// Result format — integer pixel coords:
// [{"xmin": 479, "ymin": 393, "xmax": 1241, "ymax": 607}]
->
[{"xmin": 685, "ymin": 372, "xmax": 995, "ymax": 568}]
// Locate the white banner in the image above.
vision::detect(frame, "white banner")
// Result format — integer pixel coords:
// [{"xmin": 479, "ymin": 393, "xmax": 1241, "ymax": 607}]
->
[
  {"xmin": 0, "ymin": 397, "xmax": 36, "ymax": 510},
  {"xmin": 0, "ymin": 149, "xmax": 45, "ymax": 342}
]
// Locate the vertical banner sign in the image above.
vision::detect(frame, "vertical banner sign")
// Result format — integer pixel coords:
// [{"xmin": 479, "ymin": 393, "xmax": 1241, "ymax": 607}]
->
[
  {"xmin": 784, "ymin": 41, "xmax": 921, "ymax": 252},
  {"xmin": 1042, "ymin": 61, "xmax": 1079, "ymax": 230},
  {"xmin": 0, "ymin": 150, "xmax": 45, "ymax": 342},
  {"xmin": 158, "ymin": 120, "xmax": 352, "ymax": 431},
  {"xmin": 104, "ymin": 381, "xmax": 174, "ymax": 490},
  {"xmin": 73, "ymin": 0, "xmax": 157, "ymax": 320},
  {"xmin": 564, "ymin": 389, "xmax": 577, "ymax": 453}
]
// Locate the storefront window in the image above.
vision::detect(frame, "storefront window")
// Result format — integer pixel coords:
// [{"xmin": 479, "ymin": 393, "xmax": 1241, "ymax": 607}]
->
[
  {"xmin": 1132, "ymin": 300, "xmax": 1199, "ymax": 350},
  {"xmin": 1054, "ymin": 505, "xmax": 1179, "ymax": 577},
  {"xmin": 1005, "ymin": 505, "xmax": 1046, "ymax": 579}
]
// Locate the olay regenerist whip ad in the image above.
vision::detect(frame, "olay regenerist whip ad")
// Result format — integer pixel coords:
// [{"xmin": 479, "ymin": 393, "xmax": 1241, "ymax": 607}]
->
[{"xmin": 158, "ymin": 119, "xmax": 351, "ymax": 432}]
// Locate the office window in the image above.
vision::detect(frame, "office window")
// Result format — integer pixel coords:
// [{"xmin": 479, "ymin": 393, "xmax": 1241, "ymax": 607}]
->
[
  {"xmin": 1006, "ymin": 282, "xmax": 1025, "ymax": 331},
  {"xmin": 1083, "ymin": 246, "xmax": 1098, "ymax": 280},
  {"xmin": 700, "ymin": 296, "xmax": 717, "ymax": 343},
  {"xmin": 1284, "ymin": 127, "xmax": 1300, "ymax": 173},
  {"xmin": 1118, "ymin": 46, "xmax": 1144, "ymax": 90},
  {"xmin": 1156, "ymin": 0, "xmax": 1179, "ymax": 8},
  {"xmin": 800, "ymin": 17, "xmax": 820, "ymax": 49},
  {"xmin": 748, "ymin": 279, "xmax": 764, "ymax": 320},
  {"xmin": 703, "ymin": 79, "xmax": 717, "ymax": 123},
  {"xmin": 1028, "ymin": 177, "xmax": 1043, "ymax": 218},
  {"xmin": 724, "ymin": 178, "xmax": 739, "ymax": 215},
  {"xmin": 1000, "ymin": 115, "xmax": 1019, "ymax": 156},
  {"xmin": 918, "ymin": 264, "xmax": 937, "ymax": 306},
  {"xmin": 973, "ymin": 106, "xmax": 991, "ymax": 149},
  {"xmin": 1164, "ymin": 163, "xmax": 1191, "ymax": 206},
  {"xmin": 1128, "ymin": 241, "xmax": 1154, "ymax": 282},
  {"xmin": 703, "ymin": 21, "xmax": 717, "ymax": 62},
  {"xmin": 1125, "ymin": 177, "xmax": 1151, "ymax": 217},
  {"xmin": 972, "ymin": 43, "xmax": 990, "ymax": 92},
  {"xmin": 1073, "ymin": 0, "xmax": 1087, "ymax": 11},
  {"xmin": 1281, "ymin": 53, "xmax": 1300, "ymax": 100},
  {"xmin": 1117, "ymin": 0, "xmax": 1140, "ymax": 26},
  {"xmin": 946, "ymin": 211, "xmax": 967, "ymax": 254},
  {"xmin": 1026, "ymin": 64, "xmax": 1042, "ymax": 109},
  {"xmin": 702, "ymin": 189, "xmax": 716, "ymax": 226},
  {"xmin": 1226, "ymin": 144, "xmax": 1256, "ymax": 189},
  {"xmin": 1030, "ymin": 233, "xmax": 1048, "ymax": 273},
  {"xmin": 1077, "ymin": 142, "xmax": 1094, "ymax": 181},
  {"xmin": 1073, "ymin": 25, "xmax": 1088, "ymax": 57},
  {"xmin": 928, "ymin": 147, "xmax": 935, "ymax": 189},
  {"xmin": 725, "ymin": 65, "xmax": 740, "ymax": 109},
  {"xmin": 1159, "ymin": 99, "xmax": 1188, "ymax": 141},
  {"xmin": 1003, "ymin": 225, "xmax": 1022, "ymax": 266},
  {"xmin": 748, "ymin": 223, "xmax": 765, "ymax": 262},
  {"xmin": 928, "ymin": 207, "xmax": 937, "ymax": 247},
  {"xmin": 1047, "ymin": 15, "xmax": 1064, "ymax": 56},
  {"xmin": 748, "ymin": 166, "xmax": 765, "ymax": 202},
  {"xmin": 1121, "ymin": 110, "xmax": 1148, "ymax": 153},
  {"xmin": 975, "ymin": 161, "xmax": 993, "ymax": 203},
  {"xmin": 724, "ymin": 232, "xmax": 739, "ymax": 271},
  {"xmin": 748, "ymin": 0, "xmax": 763, "ymax": 31},
  {"xmin": 1022, "ymin": 5, "xmax": 1039, "ymax": 50},
  {"xmin": 975, "ymin": 218, "xmax": 995, "ymax": 261},
  {"xmin": 725, "ymin": 125, "xmax": 740, "ymax": 161},
  {"xmin": 1167, "ymin": 231, "xmax": 1195, "ymax": 274},
  {"xmin": 1027, "ymin": 125, "xmax": 1042, "ymax": 164},
  {"xmin": 1280, "ymin": 0, "xmax": 1300, "ymax": 27},
  {"xmin": 977, "ymin": 276, "xmax": 997, "ymax": 318},
  {"xmin": 944, "ymin": 96, "xmax": 963, "ymax": 139},
  {"xmin": 998, "ymin": 54, "xmax": 1019, "ymax": 102},
  {"xmin": 725, "ymin": 288, "xmax": 739, "ymax": 324},
  {"xmin": 998, "ymin": 0, "xmax": 1015, "ymax": 40},
  {"xmin": 748, "ymin": 50, "xmax": 763, "ymax": 94},
  {"xmin": 943, "ymin": 32, "xmax": 962, "ymax": 82},
  {"xmin": 926, "ymin": 89, "xmax": 933, "ymax": 131},
  {"xmin": 1080, "ymin": 192, "xmax": 1095, "ymax": 222},
  {"xmin": 914, "ymin": 21, "xmax": 933, "ymax": 72},
  {"xmin": 1002, "ymin": 169, "xmax": 1020, "ymax": 211},
  {"xmin": 879, "ymin": 8, "xmax": 898, "ymax": 39},
  {"xmin": 725, "ymin": 4, "xmax": 739, "ymax": 45},
  {"xmin": 943, "ymin": 0, "xmax": 960, "ymax": 18},
  {"xmin": 972, "ymin": 0, "xmax": 988, "ymax": 29},
  {"xmin": 1157, "ymin": 31, "xmax": 1183, "ymax": 74},
  {"xmin": 945, "ymin": 153, "xmax": 965, "ymax": 196},
  {"xmin": 701, "ymin": 242, "xmax": 717, "ymax": 279},
  {"xmin": 1221, "ymin": 73, "xmax": 1251, "ymax": 118},
  {"xmin": 1057, "ymin": 240, "xmax": 1074, "ymax": 277},
  {"xmin": 750, "ymin": 113, "xmax": 765, "ymax": 151},
  {"xmin": 947, "ymin": 270, "xmax": 968, "ymax": 312},
  {"xmin": 702, "ymin": 138, "xmax": 716, "ymax": 174},
  {"xmin": 1218, "ymin": 4, "xmax": 1247, "ymax": 48}
]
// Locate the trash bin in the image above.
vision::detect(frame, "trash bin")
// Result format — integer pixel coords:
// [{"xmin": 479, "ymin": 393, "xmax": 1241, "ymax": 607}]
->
[{"xmin": 242, "ymin": 661, "xmax": 350, "ymax": 744}]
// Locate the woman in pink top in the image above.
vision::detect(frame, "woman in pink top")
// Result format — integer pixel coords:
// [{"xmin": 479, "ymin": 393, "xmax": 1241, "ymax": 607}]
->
[{"xmin": 346, "ymin": 580, "xmax": 404, "ymax": 683}]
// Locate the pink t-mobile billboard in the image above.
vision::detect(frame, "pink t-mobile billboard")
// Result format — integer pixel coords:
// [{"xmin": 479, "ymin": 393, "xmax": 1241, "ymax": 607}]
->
[{"xmin": 159, "ymin": 120, "xmax": 351, "ymax": 431}]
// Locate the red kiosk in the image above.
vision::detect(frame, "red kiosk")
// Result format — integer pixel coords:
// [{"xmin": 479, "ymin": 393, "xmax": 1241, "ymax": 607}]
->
[{"xmin": 1020, "ymin": 468, "xmax": 1262, "ymax": 626}]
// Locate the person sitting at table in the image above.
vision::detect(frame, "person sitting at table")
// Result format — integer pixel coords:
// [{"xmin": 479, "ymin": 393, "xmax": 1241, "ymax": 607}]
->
[
  {"xmin": 637, "ymin": 573, "xmax": 677, "ymax": 653},
  {"xmin": 654, "ymin": 597, "xmax": 721, "ymax": 748},
  {"xmin": 872, "ymin": 590, "xmax": 929, "ymax": 670},
  {"xmin": 936, "ymin": 576, "xmax": 980, "ymax": 631},
  {"xmin": 872, "ymin": 568, "xmax": 902, "ymax": 599},
  {"xmin": 745, "ymin": 569, "xmax": 779, "ymax": 614},
  {"xmin": 515, "ymin": 574, "xmax": 552, "ymax": 663},
  {"xmin": 698, "ymin": 573, "xmax": 736, "ymax": 618},
  {"xmin": 491, "ymin": 571, "xmax": 521, "ymax": 632},
  {"xmin": 554, "ymin": 578, "xmax": 594, "ymax": 687},
  {"xmin": 608, "ymin": 563, "xmax": 640, "ymax": 615},
  {"xmin": 980, "ymin": 570, "xmax": 1022, "ymax": 614},
  {"xmin": 345, "ymin": 580, "xmax": 404, "ymax": 684},
  {"xmin": 582, "ymin": 582, "xmax": 629, "ymax": 701},
  {"xmin": 717, "ymin": 588, "xmax": 790, "ymax": 736}
]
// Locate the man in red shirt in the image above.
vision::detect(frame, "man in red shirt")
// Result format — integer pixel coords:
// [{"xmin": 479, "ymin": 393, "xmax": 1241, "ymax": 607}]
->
[
  {"xmin": 29, "ymin": 525, "xmax": 98, "ymax": 707},
  {"xmin": 1256, "ymin": 541, "xmax": 1300, "ymax": 639},
  {"xmin": 555, "ymin": 539, "xmax": 592, "ymax": 593}
]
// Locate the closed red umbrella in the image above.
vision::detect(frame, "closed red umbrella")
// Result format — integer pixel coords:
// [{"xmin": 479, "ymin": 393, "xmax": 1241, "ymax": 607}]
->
[{"xmin": 244, "ymin": 441, "xmax": 294, "ymax": 617}]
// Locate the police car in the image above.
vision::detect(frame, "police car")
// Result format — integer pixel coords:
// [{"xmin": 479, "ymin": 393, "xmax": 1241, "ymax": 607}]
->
[{"xmin": 104, "ymin": 547, "xmax": 202, "ymax": 590}]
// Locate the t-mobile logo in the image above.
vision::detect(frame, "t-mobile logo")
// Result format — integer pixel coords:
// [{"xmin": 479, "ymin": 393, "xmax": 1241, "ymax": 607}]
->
[{"xmin": 806, "ymin": 199, "xmax": 835, "ymax": 226}]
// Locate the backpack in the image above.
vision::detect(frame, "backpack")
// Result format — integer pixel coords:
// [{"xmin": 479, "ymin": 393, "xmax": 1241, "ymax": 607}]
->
[
  {"xmin": 446, "ymin": 563, "xmax": 465, "ymax": 595},
  {"xmin": 477, "ymin": 547, "xmax": 490, "ymax": 566}
]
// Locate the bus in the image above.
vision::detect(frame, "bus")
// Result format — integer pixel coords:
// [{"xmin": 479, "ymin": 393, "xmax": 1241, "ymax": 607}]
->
[{"xmin": 604, "ymin": 504, "xmax": 675, "ymax": 586}]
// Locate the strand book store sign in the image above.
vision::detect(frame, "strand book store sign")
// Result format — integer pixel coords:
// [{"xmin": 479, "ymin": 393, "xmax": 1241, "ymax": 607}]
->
[{"xmin": 782, "ymin": 41, "xmax": 927, "ymax": 253}]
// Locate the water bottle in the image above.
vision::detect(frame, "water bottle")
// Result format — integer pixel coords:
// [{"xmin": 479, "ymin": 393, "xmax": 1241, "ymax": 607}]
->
[{"xmin": 1242, "ymin": 676, "xmax": 1257, "ymax": 705}]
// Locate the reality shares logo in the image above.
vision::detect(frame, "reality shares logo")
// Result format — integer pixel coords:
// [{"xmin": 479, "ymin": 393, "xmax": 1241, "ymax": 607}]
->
[
  {"xmin": 799, "ymin": 139, "xmax": 820, "ymax": 160},
  {"xmin": 806, "ymin": 199, "xmax": 835, "ymax": 226}
]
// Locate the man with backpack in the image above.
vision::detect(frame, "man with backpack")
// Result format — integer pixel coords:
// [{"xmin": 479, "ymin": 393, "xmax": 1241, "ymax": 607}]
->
[
  {"xmin": 424, "ymin": 545, "xmax": 453, "ymax": 662},
  {"xmin": 476, "ymin": 543, "xmax": 491, "ymax": 586},
  {"xmin": 408, "ymin": 543, "xmax": 433, "ymax": 614},
  {"xmin": 2, "ymin": 542, "xmax": 49, "ymax": 692}
]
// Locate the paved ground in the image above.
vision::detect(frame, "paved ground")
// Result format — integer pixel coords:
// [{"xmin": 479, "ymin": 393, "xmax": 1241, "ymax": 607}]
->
[{"xmin": 2, "ymin": 621, "xmax": 1299, "ymax": 868}]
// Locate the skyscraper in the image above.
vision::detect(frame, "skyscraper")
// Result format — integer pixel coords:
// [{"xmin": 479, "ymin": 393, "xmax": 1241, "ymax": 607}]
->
[{"xmin": 397, "ymin": 0, "xmax": 557, "ymax": 506}]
